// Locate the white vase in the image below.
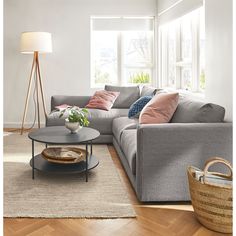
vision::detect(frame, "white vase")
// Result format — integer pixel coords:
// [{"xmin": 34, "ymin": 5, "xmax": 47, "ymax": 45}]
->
[{"xmin": 65, "ymin": 119, "xmax": 82, "ymax": 134}]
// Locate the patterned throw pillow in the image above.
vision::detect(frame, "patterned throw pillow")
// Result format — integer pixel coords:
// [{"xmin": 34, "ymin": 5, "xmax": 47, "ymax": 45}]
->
[{"xmin": 128, "ymin": 96, "xmax": 153, "ymax": 119}]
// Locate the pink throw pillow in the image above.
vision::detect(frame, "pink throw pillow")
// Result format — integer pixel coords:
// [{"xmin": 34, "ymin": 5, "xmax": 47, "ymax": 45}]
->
[
  {"xmin": 86, "ymin": 90, "xmax": 120, "ymax": 111},
  {"xmin": 139, "ymin": 92, "xmax": 179, "ymax": 124},
  {"xmin": 55, "ymin": 104, "xmax": 74, "ymax": 111}
]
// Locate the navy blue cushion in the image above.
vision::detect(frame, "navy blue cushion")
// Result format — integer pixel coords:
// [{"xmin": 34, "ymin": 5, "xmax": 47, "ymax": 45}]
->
[{"xmin": 128, "ymin": 96, "xmax": 152, "ymax": 118}]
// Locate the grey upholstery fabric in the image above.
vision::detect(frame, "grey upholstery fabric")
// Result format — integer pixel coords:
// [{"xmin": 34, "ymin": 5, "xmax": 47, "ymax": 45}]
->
[
  {"xmin": 46, "ymin": 108, "xmax": 129, "ymax": 135},
  {"xmin": 140, "ymin": 86, "xmax": 157, "ymax": 97},
  {"xmin": 171, "ymin": 96, "xmax": 225, "ymax": 123},
  {"xmin": 88, "ymin": 108, "xmax": 128, "ymax": 119},
  {"xmin": 46, "ymin": 111, "xmax": 65, "ymax": 126},
  {"xmin": 113, "ymin": 137, "xmax": 136, "ymax": 189},
  {"xmin": 88, "ymin": 109, "xmax": 128, "ymax": 134},
  {"xmin": 46, "ymin": 94, "xmax": 232, "ymax": 202},
  {"xmin": 51, "ymin": 95, "xmax": 91, "ymax": 111},
  {"xmin": 136, "ymin": 123, "xmax": 232, "ymax": 201},
  {"xmin": 112, "ymin": 117, "xmax": 138, "ymax": 144},
  {"xmin": 120, "ymin": 130, "xmax": 137, "ymax": 175},
  {"xmin": 105, "ymin": 85, "xmax": 140, "ymax": 108}
]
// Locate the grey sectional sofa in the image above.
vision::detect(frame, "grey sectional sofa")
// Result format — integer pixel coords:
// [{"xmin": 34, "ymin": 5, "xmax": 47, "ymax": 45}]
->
[{"xmin": 46, "ymin": 86, "xmax": 232, "ymax": 202}]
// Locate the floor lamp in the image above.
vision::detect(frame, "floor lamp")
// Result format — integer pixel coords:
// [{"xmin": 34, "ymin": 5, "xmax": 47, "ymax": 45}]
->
[{"xmin": 20, "ymin": 32, "xmax": 52, "ymax": 135}]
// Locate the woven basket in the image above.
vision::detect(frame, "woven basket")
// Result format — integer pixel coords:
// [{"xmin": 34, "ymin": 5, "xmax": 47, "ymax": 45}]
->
[
  {"xmin": 187, "ymin": 157, "xmax": 232, "ymax": 234},
  {"xmin": 42, "ymin": 147, "xmax": 86, "ymax": 164}
]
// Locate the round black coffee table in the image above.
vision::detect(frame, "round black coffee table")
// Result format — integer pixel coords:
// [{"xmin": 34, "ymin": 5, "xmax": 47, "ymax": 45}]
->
[{"xmin": 28, "ymin": 126, "xmax": 100, "ymax": 182}]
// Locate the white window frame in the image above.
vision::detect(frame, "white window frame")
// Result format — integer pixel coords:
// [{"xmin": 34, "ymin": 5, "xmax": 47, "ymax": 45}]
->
[
  {"xmin": 91, "ymin": 17, "xmax": 155, "ymax": 88},
  {"xmin": 159, "ymin": 8, "xmax": 203, "ymax": 93}
]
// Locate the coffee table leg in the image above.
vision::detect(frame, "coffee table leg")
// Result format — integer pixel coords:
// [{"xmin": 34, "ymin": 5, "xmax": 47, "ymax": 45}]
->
[
  {"xmin": 32, "ymin": 140, "xmax": 35, "ymax": 179},
  {"xmin": 86, "ymin": 143, "xmax": 88, "ymax": 182}
]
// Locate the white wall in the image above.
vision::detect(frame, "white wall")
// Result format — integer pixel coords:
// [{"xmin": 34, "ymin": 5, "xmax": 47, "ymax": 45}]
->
[
  {"xmin": 4, "ymin": 0, "xmax": 156, "ymax": 126},
  {"xmin": 157, "ymin": 0, "xmax": 202, "ymax": 24},
  {"xmin": 205, "ymin": 0, "xmax": 233, "ymax": 121}
]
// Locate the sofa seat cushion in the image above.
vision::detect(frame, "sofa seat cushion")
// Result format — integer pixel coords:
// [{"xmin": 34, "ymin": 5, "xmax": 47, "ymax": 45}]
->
[
  {"xmin": 112, "ymin": 117, "xmax": 138, "ymax": 144},
  {"xmin": 171, "ymin": 96, "xmax": 225, "ymax": 123},
  {"xmin": 120, "ymin": 130, "xmax": 137, "ymax": 175},
  {"xmin": 46, "ymin": 108, "xmax": 129, "ymax": 134}
]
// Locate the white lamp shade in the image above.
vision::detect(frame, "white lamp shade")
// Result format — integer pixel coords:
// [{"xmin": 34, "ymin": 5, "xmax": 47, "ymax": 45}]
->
[{"xmin": 21, "ymin": 32, "xmax": 52, "ymax": 54}]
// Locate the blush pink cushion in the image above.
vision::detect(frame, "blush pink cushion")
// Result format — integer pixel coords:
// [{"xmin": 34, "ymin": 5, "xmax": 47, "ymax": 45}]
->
[
  {"xmin": 139, "ymin": 92, "xmax": 179, "ymax": 124},
  {"xmin": 55, "ymin": 104, "xmax": 74, "ymax": 111},
  {"xmin": 86, "ymin": 90, "xmax": 120, "ymax": 111}
]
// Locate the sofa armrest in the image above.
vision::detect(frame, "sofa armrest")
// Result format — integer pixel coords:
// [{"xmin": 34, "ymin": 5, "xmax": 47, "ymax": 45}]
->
[
  {"xmin": 136, "ymin": 123, "xmax": 232, "ymax": 201},
  {"xmin": 51, "ymin": 95, "xmax": 91, "ymax": 111}
]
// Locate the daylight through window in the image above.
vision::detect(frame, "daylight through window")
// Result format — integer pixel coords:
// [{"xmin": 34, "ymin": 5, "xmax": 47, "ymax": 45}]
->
[
  {"xmin": 159, "ymin": 7, "xmax": 205, "ymax": 92},
  {"xmin": 91, "ymin": 17, "xmax": 154, "ymax": 87}
]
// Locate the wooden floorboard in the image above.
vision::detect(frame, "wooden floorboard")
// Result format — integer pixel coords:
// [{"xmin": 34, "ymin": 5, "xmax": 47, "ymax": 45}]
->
[{"xmin": 3, "ymin": 134, "xmax": 231, "ymax": 236}]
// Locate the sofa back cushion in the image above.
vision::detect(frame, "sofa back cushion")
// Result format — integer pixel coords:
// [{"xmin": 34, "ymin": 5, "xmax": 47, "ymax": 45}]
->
[
  {"xmin": 171, "ymin": 96, "xmax": 225, "ymax": 123},
  {"xmin": 140, "ymin": 86, "xmax": 157, "ymax": 97},
  {"xmin": 139, "ymin": 92, "xmax": 179, "ymax": 124},
  {"xmin": 105, "ymin": 85, "xmax": 140, "ymax": 108}
]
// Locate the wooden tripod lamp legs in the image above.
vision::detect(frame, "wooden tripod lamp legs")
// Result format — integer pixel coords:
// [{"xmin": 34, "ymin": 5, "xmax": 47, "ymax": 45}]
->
[
  {"xmin": 36, "ymin": 55, "xmax": 47, "ymax": 117},
  {"xmin": 20, "ymin": 52, "xmax": 47, "ymax": 135}
]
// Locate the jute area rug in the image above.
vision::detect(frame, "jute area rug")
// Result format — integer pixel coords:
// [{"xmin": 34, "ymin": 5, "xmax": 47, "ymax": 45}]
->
[{"xmin": 4, "ymin": 133, "xmax": 136, "ymax": 218}]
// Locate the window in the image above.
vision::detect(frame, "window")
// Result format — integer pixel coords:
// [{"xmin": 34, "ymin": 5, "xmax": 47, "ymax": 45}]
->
[
  {"xmin": 91, "ymin": 17, "xmax": 154, "ymax": 87},
  {"xmin": 159, "ymin": 7, "xmax": 205, "ymax": 92},
  {"xmin": 92, "ymin": 31, "xmax": 118, "ymax": 85}
]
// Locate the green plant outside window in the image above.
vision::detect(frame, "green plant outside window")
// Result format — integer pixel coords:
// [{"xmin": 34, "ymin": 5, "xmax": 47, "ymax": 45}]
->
[{"xmin": 129, "ymin": 72, "xmax": 151, "ymax": 84}]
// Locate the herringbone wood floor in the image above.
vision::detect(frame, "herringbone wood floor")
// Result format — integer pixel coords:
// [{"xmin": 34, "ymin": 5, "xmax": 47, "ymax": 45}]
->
[{"xmin": 4, "ymin": 136, "xmax": 230, "ymax": 236}]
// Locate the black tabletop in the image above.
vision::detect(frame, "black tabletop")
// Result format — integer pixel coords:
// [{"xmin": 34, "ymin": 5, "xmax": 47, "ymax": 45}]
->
[{"xmin": 28, "ymin": 126, "xmax": 100, "ymax": 144}]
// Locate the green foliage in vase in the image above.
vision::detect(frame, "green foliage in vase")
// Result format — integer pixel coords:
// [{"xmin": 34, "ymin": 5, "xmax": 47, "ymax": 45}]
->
[
  {"xmin": 59, "ymin": 106, "xmax": 90, "ymax": 127},
  {"xmin": 129, "ymin": 72, "xmax": 151, "ymax": 84}
]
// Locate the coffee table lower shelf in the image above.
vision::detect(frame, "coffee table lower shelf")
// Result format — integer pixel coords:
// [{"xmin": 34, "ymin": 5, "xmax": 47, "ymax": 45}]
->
[{"xmin": 30, "ymin": 154, "xmax": 99, "ymax": 179}]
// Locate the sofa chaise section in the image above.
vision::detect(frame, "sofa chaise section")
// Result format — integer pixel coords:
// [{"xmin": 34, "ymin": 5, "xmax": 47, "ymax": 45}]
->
[{"xmin": 112, "ymin": 120, "xmax": 232, "ymax": 201}]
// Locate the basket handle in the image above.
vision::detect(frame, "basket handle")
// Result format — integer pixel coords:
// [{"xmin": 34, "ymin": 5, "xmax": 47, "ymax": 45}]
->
[{"xmin": 203, "ymin": 157, "xmax": 233, "ymax": 184}]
